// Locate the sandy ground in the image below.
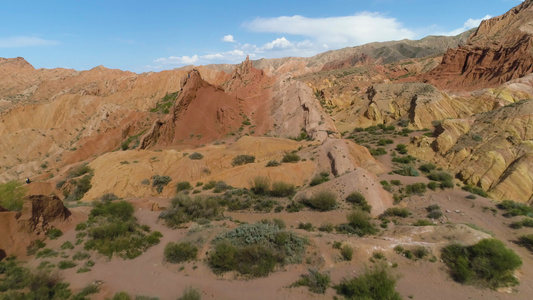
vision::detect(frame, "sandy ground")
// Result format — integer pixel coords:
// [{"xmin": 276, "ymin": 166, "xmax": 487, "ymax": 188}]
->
[
  {"xmin": 14, "ymin": 186, "xmax": 531, "ymax": 300},
  {"xmin": 5, "ymin": 133, "xmax": 532, "ymax": 300}
]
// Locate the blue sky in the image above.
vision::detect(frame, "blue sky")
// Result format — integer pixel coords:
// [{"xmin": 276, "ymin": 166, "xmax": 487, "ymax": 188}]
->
[{"xmin": 0, "ymin": 0, "xmax": 524, "ymax": 73}]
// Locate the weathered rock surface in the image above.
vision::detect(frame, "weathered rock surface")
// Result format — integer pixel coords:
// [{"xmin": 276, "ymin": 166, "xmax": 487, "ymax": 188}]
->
[
  {"xmin": 411, "ymin": 99, "xmax": 533, "ymax": 203},
  {"xmin": 424, "ymin": 0, "xmax": 533, "ymax": 90},
  {"xmin": 16, "ymin": 195, "xmax": 71, "ymax": 234}
]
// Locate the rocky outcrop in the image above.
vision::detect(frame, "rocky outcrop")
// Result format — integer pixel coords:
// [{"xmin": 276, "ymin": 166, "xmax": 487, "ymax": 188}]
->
[
  {"xmin": 139, "ymin": 69, "xmax": 242, "ymax": 147},
  {"xmin": 411, "ymin": 99, "xmax": 533, "ymax": 203},
  {"xmin": 424, "ymin": 0, "xmax": 533, "ymax": 90},
  {"xmin": 310, "ymin": 138, "xmax": 386, "ymax": 176},
  {"xmin": 270, "ymin": 78, "xmax": 337, "ymax": 141},
  {"xmin": 16, "ymin": 195, "xmax": 71, "ymax": 234},
  {"xmin": 356, "ymin": 83, "xmax": 481, "ymax": 129}
]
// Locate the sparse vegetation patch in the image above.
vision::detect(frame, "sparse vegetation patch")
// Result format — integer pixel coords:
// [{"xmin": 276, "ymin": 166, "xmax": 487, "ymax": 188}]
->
[
  {"xmin": 83, "ymin": 200, "xmax": 162, "ymax": 259},
  {"xmin": 441, "ymin": 239, "xmax": 522, "ymax": 289},
  {"xmin": 335, "ymin": 266, "xmax": 402, "ymax": 300},
  {"xmin": 159, "ymin": 194, "xmax": 223, "ymax": 228},
  {"xmin": 208, "ymin": 223, "xmax": 306, "ymax": 277},
  {"xmin": 0, "ymin": 181, "xmax": 27, "ymax": 211}
]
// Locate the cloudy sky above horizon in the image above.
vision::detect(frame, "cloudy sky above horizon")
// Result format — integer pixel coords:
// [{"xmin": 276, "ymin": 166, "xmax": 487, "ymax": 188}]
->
[{"xmin": 0, "ymin": 0, "xmax": 524, "ymax": 73}]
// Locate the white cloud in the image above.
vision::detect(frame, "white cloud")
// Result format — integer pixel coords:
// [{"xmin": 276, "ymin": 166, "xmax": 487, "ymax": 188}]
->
[
  {"xmin": 0, "ymin": 36, "xmax": 58, "ymax": 48},
  {"xmin": 222, "ymin": 35, "xmax": 236, "ymax": 43},
  {"xmin": 153, "ymin": 50, "xmax": 249, "ymax": 67},
  {"xmin": 446, "ymin": 15, "xmax": 492, "ymax": 36},
  {"xmin": 154, "ymin": 55, "xmax": 199, "ymax": 65},
  {"xmin": 244, "ymin": 13, "xmax": 416, "ymax": 48}
]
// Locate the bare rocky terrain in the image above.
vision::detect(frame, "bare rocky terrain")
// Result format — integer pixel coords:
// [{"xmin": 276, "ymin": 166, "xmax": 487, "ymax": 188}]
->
[{"xmin": 1, "ymin": 1, "xmax": 533, "ymax": 300}]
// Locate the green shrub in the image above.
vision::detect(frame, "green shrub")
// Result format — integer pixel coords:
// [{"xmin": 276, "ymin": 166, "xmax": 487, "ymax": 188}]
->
[
  {"xmin": 441, "ymin": 239, "xmax": 522, "ymax": 288},
  {"xmin": 413, "ymin": 219, "xmax": 434, "ymax": 226},
  {"xmin": 318, "ymin": 223, "xmax": 334, "ymax": 233},
  {"xmin": 413, "ymin": 246, "xmax": 429, "ymax": 259},
  {"xmin": 393, "ymin": 245, "xmax": 404, "ymax": 254},
  {"xmin": 270, "ymin": 181, "xmax": 295, "ymax": 197},
  {"xmin": 383, "ymin": 207, "xmax": 411, "ymax": 218},
  {"xmin": 0, "ymin": 257, "xmax": 73, "ymax": 298},
  {"xmin": 518, "ymin": 235, "xmax": 533, "ymax": 252},
  {"xmin": 301, "ymin": 191, "xmax": 337, "ymax": 211},
  {"xmin": 395, "ymin": 144, "xmax": 408, "ymax": 154},
  {"xmin": 189, "ymin": 152, "xmax": 203, "ymax": 160},
  {"xmin": 58, "ymin": 260, "xmax": 77, "ymax": 269},
  {"xmin": 510, "ymin": 218, "xmax": 533, "ymax": 229},
  {"xmin": 378, "ymin": 139, "xmax": 394, "ymax": 146},
  {"xmin": 72, "ymin": 251, "xmax": 90, "ymax": 261},
  {"xmin": 202, "ymin": 181, "xmax": 217, "ymax": 190},
  {"xmin": 176, "ymin": 181, "xmax": 192, "ymax": 193},
  {"xmin": 253, "ymin": 198, "xmax": 278, "ymax": 213},
  {"xmin": 265, "ymin": 160, "xmax": 280, "ymax": 167},
  {"xmin": 286, "ymin": 201, "xmax": 304, "ymax": 213},
  {"xmin": 164, "ymin": 242, "xmax": 198, "ymax": 263},
  {"xmin": 251, "ymin": 176, "xmax": 270, "ymax": 195},
  {"xmin": 426, "ymin": 204, "xmax": 440, "ymax": 212},
  {"xmin": 427, "ymin": 210, "xmax": 443, "ymax": 219},
  {"xmin": 440, "ymin": 179, "xmax": 454, "ymax": 189},
  {"xmin": 282, "ymin": 152, "xmax": 301, "ymax": 163},
  {"xmin": 419, "ymin": 163, "xmax": 436, "ymax": 173},
  {"xmin": 497, "ymin": 200, "xmax": 533, "ymax": 217},
  {"xmin": 213, "ymin": 181, "xmax": 229, "ymax": 193},
  {"xmin": 0, "ymin": 181, "xmax": 27, "ymax": 211},
  {"xmin": 405, "ymin": 183, "xmax": 426, "ymax": 195},
  {"xmin": 462, "ymin": 185, "xmax": 488, "ymax": 197},
  {"xmin": 335, "ymin": 266, "xmax": 401, "ymax": 300},
  {"xmin": 99, "ymin": 193, "xmax": 118, "ymax": 202},
  {"xmin": 427, "ymin": 181, "xmax": 439, "ymax": 190},
  {"xmin": 36, "ymin": 248, "xmax": 58, "ymax": 258},
  {"xmin": 298, "ymin": 222, "xmax": 314, "ymax": 231},
  {"xmin": 341, "ymin": 245, "xmax": 353, "ymax": 261},
  {"xmin": 159, "ymin": 194, "xmax": 222, "ymax": 228},
  {"xmin": 208, "ymin": 223, "xmax": 306, "ymax": 277},
  {"xmin": 369, "ymin": 147, "xmax": 387, "ymax": 156},
  {"xmin": 84, "ymin": 200, "xmax": 162, "ymax": 259},
  {"xmin": 345, "ymin": 192, "xmax": 371, "ymax": 213},
  {"xmin": 178, "ymin": 287, "xmax": 201, "ymax": 300},
  {"xmin": 26, "ymin": 240, "xmax": 46, "ymax": 256},
  {"xmin": 332, "ymin": 241, "xmax": 342, "ymax": 249},
  {"xmin": 392, "ymin": 155, "xmax": 416, "ymax": 164},
  {"xmin": 292, "ymin": 268, "xmax": 331, "ymax": 294},
  {"xmin": 390, "ymin": 180, "xmax": 402, "ymax": 186},
  {"xmin": 232, "ymin": 155, "xmax": 255, "ymax": 166},
  {"xmin": 393, "ymin": 166, "xmax": 419, "ymax": 177},
  {"xmin": 336, "ymin": 210, "xmax": 378, "ymax": 236},
  {"xmin": 74, "ymin": 283, "xmax": 100, "ymax": 299},
  {"xmin": 111, "ymin": 292, "xmax": 132, "ymax": 300},
  {"xmin": 309, "ymin": 173, "xmax": 329, "ymax": 186},
  {"xmin": 46, "ymin": 228, "xmax": 63, "ymax": 240},
  {"xmin": 67, "ymin": 164, "xmax": 92, "ymax": 178},
  {"xmin": 427, "ymin": 171, "xmax": 452, "ymax": 182},
  {"xmin": 152, "ymin": 175, "xmax": 171, "ymax": 194}
]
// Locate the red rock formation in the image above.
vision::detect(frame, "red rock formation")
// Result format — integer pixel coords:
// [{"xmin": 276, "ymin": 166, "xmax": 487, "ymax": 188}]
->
[
  {"xmin": 140, "ymin": 69, "xmax": 243, "ymax": 147},
  {"xmin": 424, "ymin": 0, "xmax": 533, "ymax": 90},
  {"xmin": 16, "ymin": 195, "xmax": 71, "ymax": 234}
]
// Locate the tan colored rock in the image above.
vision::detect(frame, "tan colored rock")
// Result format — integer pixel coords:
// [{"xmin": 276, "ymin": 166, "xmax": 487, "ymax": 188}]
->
[{"xmin": 412, "ymin": 99, "xmax": 533, "ymax": 202}]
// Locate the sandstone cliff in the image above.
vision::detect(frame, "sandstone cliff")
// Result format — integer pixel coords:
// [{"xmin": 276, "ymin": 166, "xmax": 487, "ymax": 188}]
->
[
  {"xmin": 424, "ymin": 0, "xmax": 533, "ymax": 90},
  {"xmin": 411, "ymin": 99, "xmax": 533, "ymax": 203}
]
